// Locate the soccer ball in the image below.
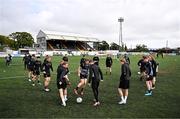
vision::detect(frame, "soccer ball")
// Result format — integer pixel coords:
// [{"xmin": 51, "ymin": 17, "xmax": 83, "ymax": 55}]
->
[{"xmin": 76, "ymin": 97, "xmax": 82, "ymax": 103}]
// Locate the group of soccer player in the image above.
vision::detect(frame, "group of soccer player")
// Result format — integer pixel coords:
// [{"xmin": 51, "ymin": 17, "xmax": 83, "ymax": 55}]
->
[
  {"xmin": 137, "ymin": 54, "xmax": 159, "ymax": 96},
  {"xmin": 23, "ymin": 54, "xmax": 53, "ymax": 91},
  {"xmin": 22, "ymin": 53, "xmax": 158, "ymax": 107}
]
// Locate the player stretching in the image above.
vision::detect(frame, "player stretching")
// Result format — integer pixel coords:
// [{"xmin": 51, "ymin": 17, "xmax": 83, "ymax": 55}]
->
[
  {"xmin": 144, "ymin": 56, "xmax": 154, "ymax": 96},
  {"xmin": 74, "ymin": 59, "xmax": 89, "ymax": 96},
  {"xmin": 148, "ymin": 55, "xmax": 157, "ymax": 89},
  {"xmin": 137, "ymin": 56, "xmax": 146, "ymax": 81},
  {"xmin": 105, "ymin": 54, "xmax": 113, "ymax": 75},
  {"xmin": 57, "ymin": 62, "xmax": 70, "ymax": 107},
  {"xmin": 42, "ymin": 56, "xmax": 53, "ymax": 92},
  {"xmin": 118, "ymin": 58, "xmax": 131, "ymax": 105},
  {"xmin": 88, "ymin": 60, "xmax": 103, "ymax": 106},
  {"xmin": 31, "ymin": 56, "xmax": 42, "ymax": 86}
]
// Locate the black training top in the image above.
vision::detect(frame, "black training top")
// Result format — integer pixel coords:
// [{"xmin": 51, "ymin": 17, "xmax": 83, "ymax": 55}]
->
[
  {"xmin": 57, "ymin": 65, "xmax": 68, "ymax": 83},
  {"xmin": 28, "ymin": 57, "xmax": 35, "ymax": 67},
  {"xmin": 88, "ymin": 64, "xmax": 103, "ymax": 83},
  {"xmin": 42, "ymin": 61, "xmax": 53, "ymax": 73},
  {"xmin": 80, "ymin": 64, "xmax": 89, "ymax": 76},
  {"xmin": 106, "ymin": 56, "xmax": 113, "ymax": 64},
  {"xmin": 120, "ymin": 63, "xmax": 131, "ymax": 81},
  {"xmin": 34, "ymin": 60, "xmax": 42, "ymax": 71},
  {"xmin": 23, "ymin": 55, "xmax": 29, "ymax": 63},
  {"xmin": 137, "ymin": 59, "xmax": 146, "ymax": 71}
]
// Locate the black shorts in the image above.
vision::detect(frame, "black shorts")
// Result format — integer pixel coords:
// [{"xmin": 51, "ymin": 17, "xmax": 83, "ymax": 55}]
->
[
  {"xmin": 33, "ymin": 70, "xmax": 40, "ymax": 76},
  {"xmin": 80, "ymin": 74, "xmax": 88, "ymax": 79},
  {"xmin": 57, "ymin": 81, "xmax": 67, "ymax": 89},
  {"xmin": 119, "ymin": 80, "xmax": 129, "ymax": 89},
  {"xmin": 28, "ymin": 66, "xmax": 34, "ymax": 71},
  {"xmin": 106, "ymin": 63, "xmax": 112, "ymax": 67},
  {"xmin": 44, "ymin": 72, "xmax": 51, "ymax": 78},
  {"xmin": 146, "ymin": 75, "xmax": 153, "ymax": 81}
]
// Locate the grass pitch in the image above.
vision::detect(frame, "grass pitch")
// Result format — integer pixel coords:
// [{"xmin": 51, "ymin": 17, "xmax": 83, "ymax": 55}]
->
[{"xmin": 0, "ymin": 55, "xmax": 180, "ymax": 118}]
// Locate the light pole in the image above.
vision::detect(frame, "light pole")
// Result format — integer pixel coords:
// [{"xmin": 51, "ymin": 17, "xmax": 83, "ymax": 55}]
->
[{"xmin": 118, "ymin": 17, "xmax": 124, "ymax": 51}]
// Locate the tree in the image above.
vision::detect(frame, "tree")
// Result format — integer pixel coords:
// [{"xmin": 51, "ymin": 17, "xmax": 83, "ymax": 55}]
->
[
  {"xmin": 110, "ymin": 42, "xmax": 120, "ymax": 50},
  {"xmin": 134, "ymin": 44, "xmax": 149, "ymax": 52},
  {"xmin": 98, "ymin": 41, "xmax": 109, "ymax": 51},
  {"xmin": 0, "ymin": 35, "xmax": 15, "ymax": 48},
  {"xmin": 9, "ymin": 32, "xmax": 34, "ymax": 48}
]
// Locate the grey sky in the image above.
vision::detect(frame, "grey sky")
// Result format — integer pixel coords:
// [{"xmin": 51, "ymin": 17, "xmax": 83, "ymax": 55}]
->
[{"xmin": 0, "ymin": 0, "xmax": 180, "ymax": 48}]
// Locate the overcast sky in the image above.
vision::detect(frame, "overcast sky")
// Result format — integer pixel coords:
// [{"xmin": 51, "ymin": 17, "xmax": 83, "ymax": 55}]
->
[{"xmin": 0, "ymin": 0, "xmax": 180, "ymax": 48}]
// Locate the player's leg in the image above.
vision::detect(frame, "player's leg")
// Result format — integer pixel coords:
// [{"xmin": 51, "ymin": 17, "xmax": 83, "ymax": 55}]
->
[
  {"xmin": 123, "ymin": 89, "xmax": 128, "ymax": 104},
  {"xmin": 44, "ymin": 76, "xmax": 50, "ymax": 92},
  {"xmin": 118, "ymin": 88, "xmax": 125, "ymax": 104},
  {"xmin": 28, "ymin": 71, "xmax": 32, "ymax": 82},
  {"xmin": 74, "ymin": 78, "xmax": 83, "ymax": 95},
  {"xmin": 80, "ymin": 78, "xmax": 87, "ymax": 95},
  {"xmin": 109, "ymin": 66, "xmax": 112, "ymax": 75},
  {"xmin": 37, "ymin": 71, "xmax": 41, "ymax": 85},
  {"xmin": 93, "ymin": 81, "xmax": 100, "ymax": 106},
  {"xmin": 59, "ymin": 89, "xmax": 66, "ymax": 106},
  {"xmin": 31, "ymin": 73, "xmax": 36, "ymax": 86},
  {"xmin": 63, "ymin": 88, "xmax": 68, "ymax": 101},
  {"xmin": 145, "ymin": 80, "xmax": 152, "ymax": 96},
  {"xmin": 152, "ymin": 77, "xmax": 156, "ymax": 89}
]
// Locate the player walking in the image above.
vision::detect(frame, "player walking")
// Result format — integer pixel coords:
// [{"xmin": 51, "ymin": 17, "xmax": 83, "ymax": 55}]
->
[
  {"xmin": 105, "ymin": 54, "xmax": 113, "ymax": 75},
  {"xmin": 31, "ymin": 56, "xmax": 42, "ymax": 86},
  {"xmin": 118, "ymin": 58, "xmax": 131, "ymax": 105},
  {"xmin": 57, "ymin": 62, "xmax": 70, "ymax": 107},
  {"xmin": 88, "ymin": 60, "xmax": 103, "ymax": 106},
  {"xmin": 42, "ymin": 56, "xmax": 53, "ymax": 92}
]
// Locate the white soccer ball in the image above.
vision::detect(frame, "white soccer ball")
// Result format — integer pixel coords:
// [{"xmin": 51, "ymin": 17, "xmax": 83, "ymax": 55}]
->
[
  {"xmin": 138, "ymin": 72, "xmax": 141, "ymax": 74},
  {"xmin": 76, "ymin": 97, "xmax": 83, "ymax": 103}
]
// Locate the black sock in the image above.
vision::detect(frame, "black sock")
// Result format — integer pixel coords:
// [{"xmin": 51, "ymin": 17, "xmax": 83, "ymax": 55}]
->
[
  {"xmin": 148, "ymin": 90, "xmax": 152, "ymax": 93},
  {"xmin": 81, "ymin": 88, "xmax": 84, "ymax": 92},
  {"xmin": 76, "ymin": 87, "xmax": 79, "ymax": 90}
]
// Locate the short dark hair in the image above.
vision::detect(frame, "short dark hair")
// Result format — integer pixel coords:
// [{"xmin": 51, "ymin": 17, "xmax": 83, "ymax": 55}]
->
[{"xmin": 63, "ymin": 56, "xmax": 68, "ymax": 62}]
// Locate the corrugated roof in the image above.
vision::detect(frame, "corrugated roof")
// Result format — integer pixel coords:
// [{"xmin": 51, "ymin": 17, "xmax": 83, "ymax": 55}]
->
[{"xmin": 40, "ymin": 30, "xmax": 100, "ymax": 42}]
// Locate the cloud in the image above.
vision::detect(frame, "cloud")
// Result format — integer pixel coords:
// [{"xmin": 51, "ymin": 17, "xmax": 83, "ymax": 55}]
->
[{"xmin": 0, "ymin": 0, "xmax": 179, "ymax": 48}]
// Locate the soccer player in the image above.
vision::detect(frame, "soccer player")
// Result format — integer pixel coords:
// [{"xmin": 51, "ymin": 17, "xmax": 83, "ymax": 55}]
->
[
  {"xmin": 148, "ymin": 55, "xmax": 157, "ymax": 89},
  {"xmin": 74, "ymin": 59, "xmax": 89, "ymax": 96},
  {"xmin": 80, "ymin": 54, "xmax": 86, "ymax": 66},
  {"xmin": 57, "ymin": 62, "xmax": 70, "ymax": 107},
  {"xmin": 27, "ymin": 54, "xmax": 35, "ymax": 82},
  {"xmin": 88, "ymin": 60, "xmax": 103, "ymax": 106},
  {"xmin": 23, "ymin": 54, "xmax": 29, "ymax": 70},
  {"xmin": 93, "ymin": 54, "xmax": 100, "ymax": 66},
  {"xmin": 42, "ymin": 56, "xmax": 53, "ymax": 92},
  {"xmin": 59, "ymin": 56, "xmax": 69, "ymax": 101},
  {"xmin": 105, "ymin": 54, "xmax": 113, "ymax": 75},
  {"xmin": 8, "ymin": 54, "xmax": 12, "ymax": 64},
  {"xmin": 137, "ymin": 56, "xmax": 146, "ymax": 81},
  {"xmin": 144, "ymin": 56, "xmax": 154, "ymax": 96},
  {"xmin": 31, "ymin": 56, "xmax": 42, "ymax": 86},
  {"xmin": 5, "ymin": 54, "xmax": 10, "ymax": 66},
  {"xmin": 124, "ymin": 54, "xmax": 130, "ymax": 64},
  {"xmin": 118, "ymin": 58, "xmax": 131, "ymax": 105}
]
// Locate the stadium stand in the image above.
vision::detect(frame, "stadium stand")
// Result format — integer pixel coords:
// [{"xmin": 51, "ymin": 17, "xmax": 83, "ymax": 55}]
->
[{"xmin": 36, "ymin": 30, "xmax": 100, "ymax": 51}]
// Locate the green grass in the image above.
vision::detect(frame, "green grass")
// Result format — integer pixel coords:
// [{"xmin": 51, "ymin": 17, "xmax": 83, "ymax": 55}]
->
[{"xmin": 0, "ymin": 55, "xmax": 180, "ymax": 118}]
